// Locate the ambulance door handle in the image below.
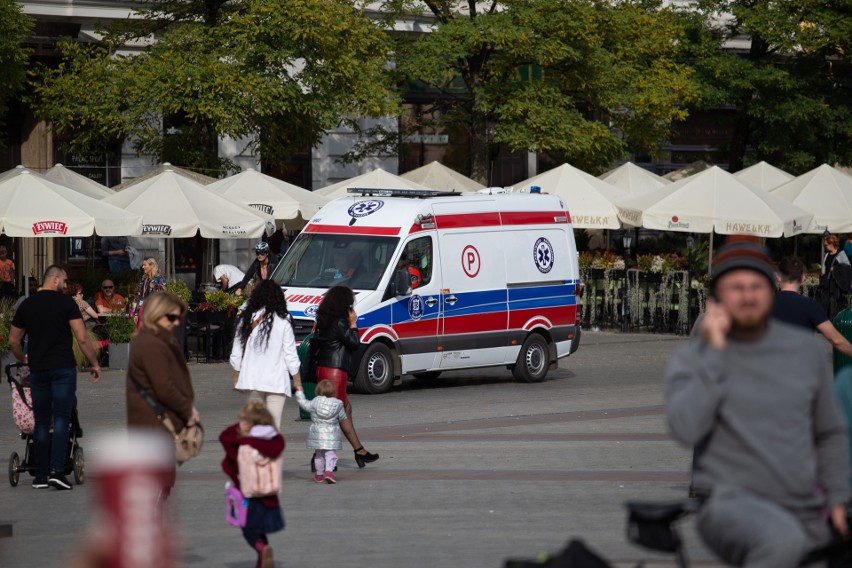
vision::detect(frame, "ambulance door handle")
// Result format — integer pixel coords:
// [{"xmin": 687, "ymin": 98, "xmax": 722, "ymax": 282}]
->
[
  {"xmin": 444, "ymin": 295, "xmax": 458, "ymax": 305},
  {"xmin": 425, "ymin": 297, "xmax": 438, "ymax": 307}
]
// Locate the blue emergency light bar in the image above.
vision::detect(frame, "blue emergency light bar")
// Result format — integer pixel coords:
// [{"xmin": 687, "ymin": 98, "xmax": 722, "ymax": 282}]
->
[{"xmin": 347, "ymin": 188, "xmax": 462, "ymax": 198}]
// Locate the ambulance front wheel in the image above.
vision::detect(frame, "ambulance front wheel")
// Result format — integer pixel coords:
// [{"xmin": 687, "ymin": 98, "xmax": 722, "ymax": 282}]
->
[
  {"xmin": 355, "ymin": 343, "xmax": 395, "ymax": 394},
  {"xmin": 512, "ymin": 333, "xmax": 550, "ymax": 383}
]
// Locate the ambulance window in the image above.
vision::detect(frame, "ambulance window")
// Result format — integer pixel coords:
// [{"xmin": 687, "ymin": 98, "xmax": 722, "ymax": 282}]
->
[{"xmin": 400, "ymin": 237, "xmax": 433, "ymax": 289}]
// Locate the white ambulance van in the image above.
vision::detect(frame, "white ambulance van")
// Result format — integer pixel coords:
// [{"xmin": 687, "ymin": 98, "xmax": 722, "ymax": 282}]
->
[{"xmin": 271, "ymin": 189, "xmax": 581, "ymax": 394}]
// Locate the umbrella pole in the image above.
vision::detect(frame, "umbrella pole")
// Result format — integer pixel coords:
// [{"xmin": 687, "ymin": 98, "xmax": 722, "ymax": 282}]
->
[{"xmin": 707, "ymin": 231, "xmax": 714, "ymax": 278}]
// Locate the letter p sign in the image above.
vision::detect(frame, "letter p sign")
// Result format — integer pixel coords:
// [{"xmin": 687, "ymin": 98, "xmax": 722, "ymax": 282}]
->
[{"xmin": 461, "ymin": 245, "xmax": 481, "ymax": 278}]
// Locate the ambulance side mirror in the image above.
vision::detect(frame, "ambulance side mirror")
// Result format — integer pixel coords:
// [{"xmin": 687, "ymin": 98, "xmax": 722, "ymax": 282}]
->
[{"xmin": 393, "ymin": 269, "xmax": 413, "ymax": 297}]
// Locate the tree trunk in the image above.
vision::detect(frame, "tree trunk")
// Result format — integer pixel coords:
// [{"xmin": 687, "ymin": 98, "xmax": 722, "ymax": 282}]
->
[{"xmin": 469, "ymin": 113, "xmax": 489, "ymax": 185}]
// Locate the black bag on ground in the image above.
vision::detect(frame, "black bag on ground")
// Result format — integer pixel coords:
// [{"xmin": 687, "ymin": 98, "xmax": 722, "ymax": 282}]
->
[{"xmin": 504, "ymin": 538, "xmax": 612, "ymax": 568}]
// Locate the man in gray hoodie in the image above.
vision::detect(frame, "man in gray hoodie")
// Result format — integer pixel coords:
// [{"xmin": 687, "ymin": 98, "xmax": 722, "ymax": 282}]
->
[{"xmin": 666, "ymin": 236, "xmax": 849, "ymax": 567}]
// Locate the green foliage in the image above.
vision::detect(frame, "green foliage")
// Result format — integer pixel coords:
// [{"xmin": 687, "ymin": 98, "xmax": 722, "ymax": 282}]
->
[
  {"xmin": 385, "ymin": 0, "xmax": 696, "ymax": 178},
  {"xmin": 73, "ymin": 329, "xmax": 103, "ymax": 367},
  {"xmin": 675, "ymin": 1, "xmax": 852, "ymax": 173},
  {"xmin": 30, "ymin": 0, "xmax": 398, "ymax": 175},
  {"xmin": 106, "ymin": 315, "xmax": 137, "ymax": 343},
  {"xmin": 0, "ymin": 297, "xmax": 16, "ymax": 353},
  {"xmin": 0, "ymin": 0, "xmax": 33, "ymax": 139},
  {"xmin": 167, "ymin": 279, "xmax": 192, "ymax": 306},
  {"xmin": 198, "ymin": 290, "xmax": 244, "ymax": 314}
]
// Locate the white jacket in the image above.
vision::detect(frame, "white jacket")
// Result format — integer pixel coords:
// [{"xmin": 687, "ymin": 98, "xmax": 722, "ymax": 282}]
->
[{"xmin": 230, "ymin": 309, "xmax": 300, "ymax": 395}]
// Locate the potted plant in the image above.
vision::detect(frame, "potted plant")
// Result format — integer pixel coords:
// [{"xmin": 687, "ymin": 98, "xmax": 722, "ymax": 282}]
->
[{"xmin": 106, "ymin": 314, "xmax": 136, "ymax": 369}]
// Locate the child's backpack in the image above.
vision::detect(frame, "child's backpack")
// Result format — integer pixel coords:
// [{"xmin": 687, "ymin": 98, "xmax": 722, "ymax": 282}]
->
[
  {"xmin": 238, "ymin": 445, "xmax": 283, "ymax": 498},
  {"xmin": 225, "ymin": 483, "xmax": 248, "ymax": 528}
]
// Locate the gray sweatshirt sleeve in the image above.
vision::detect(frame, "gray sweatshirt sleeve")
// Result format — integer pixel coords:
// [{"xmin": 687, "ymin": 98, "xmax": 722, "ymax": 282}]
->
[
  {"xmin": 665, "ymin": 339, "xmax": 727, "ymax": 446},
  {"xmin": 813, "ymin": 355, "xmax": 851, "ymax": 506}
]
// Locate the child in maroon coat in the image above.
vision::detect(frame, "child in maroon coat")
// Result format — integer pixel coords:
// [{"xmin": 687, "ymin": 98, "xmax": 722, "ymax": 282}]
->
[{"xmin": 220, "ymin": 401, "xmax": 285, "ymax": 568}]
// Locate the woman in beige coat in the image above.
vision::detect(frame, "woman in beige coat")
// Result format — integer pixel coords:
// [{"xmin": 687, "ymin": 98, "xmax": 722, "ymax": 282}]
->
[{"xmin": 126, "ymin": 291, "xmax": 199, "ymax": 499}]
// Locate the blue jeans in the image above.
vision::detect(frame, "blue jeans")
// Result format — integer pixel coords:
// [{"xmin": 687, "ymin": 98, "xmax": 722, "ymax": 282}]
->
[
  {"xmin": 30, "ymin": 368, "xmax": 77, "ymax": 477},
  {"xmin": 108, "ymin": 257, "xmax": 130, "ymax": 273}
]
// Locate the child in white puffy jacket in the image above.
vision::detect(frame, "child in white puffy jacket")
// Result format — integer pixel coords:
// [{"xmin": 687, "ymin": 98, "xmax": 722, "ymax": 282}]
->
[{"xmin": 295, "ymin": 380, "xmax": 348, "ymax": 484}]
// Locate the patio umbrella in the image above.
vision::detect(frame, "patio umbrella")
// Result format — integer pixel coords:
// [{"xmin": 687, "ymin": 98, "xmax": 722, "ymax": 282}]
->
[
  {"xmin": 0, "ymin": 167, "xmax": 142, "ymax": 237},
  {"xmin": 400, "ymin": 161, "xmax": 484, "ymax": 192},
  {"xmin": 112, "ymin": 162, "xmax": 217, "ymax": 191},
  {"xmin": 512, "ymin": 163, "xmax": 629, "ymax": 229},
  {"xmin": 42, "ymin": 163, "xmax": 114, "ymax": 199},
  {"xmin": 316, "ymin": 168, "xmax": 431, "ymax": 199},
  {"xmin": 662, "ymin": 160, "xmax": 713, "ymax": 182},
  {"xmin": 207, "ymin": 168, "xmax": 327, "ymax": 229},
  {"xmin": 0, "ymin": 166, "xmax": 143, "ymax": 290},
  {"xmin": 103, "ymin": 169, "xmax": 273, "ymax": 278},
  {"xmin": 616, "ymin": 166, "xmax": 813, "ymax": 238},
  {"xmin": 599, "ymin": 162, "xmax": 671, "ymax": 196},
  {"xmin": 733, "ymin": 161, "xmax": 794, "ymax": 192},
  {"xmin": 769, "ymin": 163, "xmax": 852, "ymax": 233}
]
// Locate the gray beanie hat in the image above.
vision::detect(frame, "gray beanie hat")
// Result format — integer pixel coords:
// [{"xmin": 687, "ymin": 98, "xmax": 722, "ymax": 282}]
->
[{"xmin": 710, "ymin": 236, "xmax": 776, "ymax": 292}]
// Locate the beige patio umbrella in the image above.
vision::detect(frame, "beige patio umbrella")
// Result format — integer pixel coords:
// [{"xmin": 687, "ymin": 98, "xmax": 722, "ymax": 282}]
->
[
  {"xmin": 316, "ymin": 168, "xmax": 431, "ymax": 199},
  {"xmin": 663, "ymin": 160, "xmax": 712, "ymax": 182},
  {"xmin": 0, "ymin": 166, "xmax": 143, "ymax": 288},
  {"xmin": 769, "ymin": 163, "xmax": 852, "ymax": 233},
  {"xmin": 599, "ymin": 162, "xmax": 671, "ymax": 196},
  {"xmin": 512, "ymin": 163, "xmax": 629, "ymax": 229},
  {"xmin": 42, "ymin": 163, "xmax": 114, "ymax": 199},
  {"xmin": 207, "ymin": 168, "xmax": 327, "ymax": 229},
  {"xmin": 617, "ymin": 166, "xmax": 813, "ymax": 237},
  {"xmin": 112, "ymin": 162, "xmax": 217, "ymax": 191},
  {"xmin": 103, "ymin": 169, "xmax": 273, "ymax": 278},
  {"xmin": 400, "ymin": 161, "xmax": 484, "ymax": 192},
  {"xmin": 733, "ymin": 161, "xmax": 794, "ymax": 192}
]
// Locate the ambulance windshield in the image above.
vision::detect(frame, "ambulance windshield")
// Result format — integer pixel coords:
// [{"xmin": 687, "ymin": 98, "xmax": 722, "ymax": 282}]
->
[{"xmin": 271, "ymin": 234, "xmax": 400, "ymax": 290}]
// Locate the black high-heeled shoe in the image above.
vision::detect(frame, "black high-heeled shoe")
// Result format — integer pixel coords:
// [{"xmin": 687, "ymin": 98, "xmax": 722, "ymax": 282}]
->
[{"xmin": 354, "ymin": 447, "xmax": 379, "ymax": 469}]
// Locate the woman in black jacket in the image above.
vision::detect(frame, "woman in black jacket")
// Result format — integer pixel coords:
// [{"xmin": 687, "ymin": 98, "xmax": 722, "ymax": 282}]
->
[
  {"xmin": 232, "ymin": 242, "xmax": 282, "ymax": 297},
  {"xmin": 314, "ymin": 285, "xmax": 379, "ymax": 468}
]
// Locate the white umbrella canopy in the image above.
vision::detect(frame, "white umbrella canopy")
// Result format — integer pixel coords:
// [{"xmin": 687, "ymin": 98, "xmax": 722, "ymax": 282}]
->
[
  {"xmin": 316, "ymin": 168, "xmax": 431, "ymax": 199},
  {"xmin": 512, "ymin": 163, "xmax": 629, "ymax": 229},
  {"xmin": 616, "ymin": 166, "xmax": 813, "ymax": 238},
  {"xmin": 400, "ymin": 161, "xmax": 484, "ymax": 192},
  {"xmin": 0, "ymin": 167, "xmax": 142, "ymax": 236},
  {"xmin": 598, "ymin": 162, "xmax": 671, "ymax": 196},
  {"xmin": 207, "ymin": 168, "xmax": 327, "ymax": 228},
  {"xmin": 769, "ymin": 163, "xmax": 852, "ymax": 233},
  {"xmin": 103, "ymin": 169, "xmax": 273, "ymax": 239},
  {"xmin": 733, "ymin": 161, "xmax": 794, "ymax": 192},
  {"xmin": 43, "ymin": 163, "xmax": 114, "ymax": 199}
]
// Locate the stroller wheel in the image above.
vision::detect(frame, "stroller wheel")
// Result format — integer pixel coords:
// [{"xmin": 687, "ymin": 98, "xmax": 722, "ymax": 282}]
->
[
  {"xmin": 8, "ymin": 452, "xmax": 20, "ymax": 487},
  {"xmin": 73, "ymin": 447, "xmax": 84, "ymax": 485}
]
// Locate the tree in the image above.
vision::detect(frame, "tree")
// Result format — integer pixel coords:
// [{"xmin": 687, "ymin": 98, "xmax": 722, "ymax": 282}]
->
[
  {"xmin": 377, "ymin": 0, "xmax": 696, "ymax": 181},
  {"xmin": 0, "ymin": 0, "xmax": 33, "ymax": 142},
  {"xmin": 677, "ymin": 1, "xmax": 852, "ymax": 173},
  {"xmin": 30, "ymin": 0, "xmax": 398, "ymax": 176}
]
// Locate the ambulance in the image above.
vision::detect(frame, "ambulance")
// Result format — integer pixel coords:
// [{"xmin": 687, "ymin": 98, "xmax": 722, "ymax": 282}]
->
[{"xmin": 271, "ymin": 188, "xmax": 581, "ymax": 394}]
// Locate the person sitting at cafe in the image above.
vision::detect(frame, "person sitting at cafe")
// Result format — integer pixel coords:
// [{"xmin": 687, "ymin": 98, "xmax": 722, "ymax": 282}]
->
[
  {"xmin": 94, "ymin": 279, "xmax": 127, "ymax": 314},
  {"xmin": 214, "ymin": 264, "xmax": 245, "ymax": 292}
]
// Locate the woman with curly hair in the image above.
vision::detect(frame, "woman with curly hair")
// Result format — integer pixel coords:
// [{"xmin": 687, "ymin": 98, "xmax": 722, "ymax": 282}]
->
[
  {"xmin": 130, "ymin": 257, "xmax": 167, "ymax": 326},
  {"xmin": 229, "ymin": 280, "xmax": 301, "ymax": 430},
  {"xmin": 306, "ymin": 285, "xmax": 378, "ymax": 468}
]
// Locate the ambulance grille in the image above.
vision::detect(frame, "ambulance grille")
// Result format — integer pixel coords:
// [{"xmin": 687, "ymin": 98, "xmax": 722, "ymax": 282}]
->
[{"xmin": 292, "ymin": 318, "xmax": 315, "ymax": 341}]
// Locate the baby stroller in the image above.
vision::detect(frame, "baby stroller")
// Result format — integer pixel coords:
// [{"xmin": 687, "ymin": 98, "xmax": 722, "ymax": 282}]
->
[{"xmin": 6, "ymin": 363, "xmax": 85, "ymax": 487}]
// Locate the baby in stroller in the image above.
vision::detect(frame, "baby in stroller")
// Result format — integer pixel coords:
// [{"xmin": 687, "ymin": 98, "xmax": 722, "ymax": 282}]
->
[{"xmin": 6, "ymin": 363, "xmax": 85, "ymax": 487}]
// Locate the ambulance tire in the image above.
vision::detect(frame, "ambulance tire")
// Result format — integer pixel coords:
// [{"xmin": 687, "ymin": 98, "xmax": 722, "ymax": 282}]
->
[
  {"xmin": 355, "ymin": 343, "xmax": 395, "ymax": 394},
  {"xmin": 512, "ymin": 333, "xmax": 550, "ymax": 383}
]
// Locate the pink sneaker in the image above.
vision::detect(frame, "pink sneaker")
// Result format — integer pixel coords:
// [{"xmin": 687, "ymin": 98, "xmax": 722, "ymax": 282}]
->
[
  {"xmin": 314, "ymin": 474, "xmax": 324, "ymax": 483},
  {"xmin": 324, "ymin": 471, "xmax": 336, "ymax": 484}
]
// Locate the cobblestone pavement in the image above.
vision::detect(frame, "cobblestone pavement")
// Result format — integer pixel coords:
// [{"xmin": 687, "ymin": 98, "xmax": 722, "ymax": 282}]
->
[{"xmin": 0, "ymin": 332, "xmax": 735, "ymax": 567}]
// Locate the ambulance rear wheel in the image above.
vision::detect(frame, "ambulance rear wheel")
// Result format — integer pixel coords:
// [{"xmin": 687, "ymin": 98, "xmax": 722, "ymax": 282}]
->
[
  {"xmin": 355, "ymin": 343, "xmax": 394, "ymax": 394},
  {"xmin": 512, "ymin": 334, "xmax": 550, "ymax": 383}
]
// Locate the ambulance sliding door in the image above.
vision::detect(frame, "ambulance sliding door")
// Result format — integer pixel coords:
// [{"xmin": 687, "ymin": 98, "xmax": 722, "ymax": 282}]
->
[{"xmin": 434, "ymin": 204, "xmax": 509, "ymax": 369}]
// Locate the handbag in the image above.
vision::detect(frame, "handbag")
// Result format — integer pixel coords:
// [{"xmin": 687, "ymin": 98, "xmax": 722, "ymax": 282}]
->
[
  {"xmin": 10, "ymin": 378, "xmax": 34, "ymax": 435},
  {"xmin": 128, "ymin": 371, "xmax": 203, "ymax": 465},
  {"xmin": 238, "ymin": 444, "xmax": 283, "ymax": 498},
  {"xmin": 225, "ymin": 483, "xmax": 249, "ymax": 528}
]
